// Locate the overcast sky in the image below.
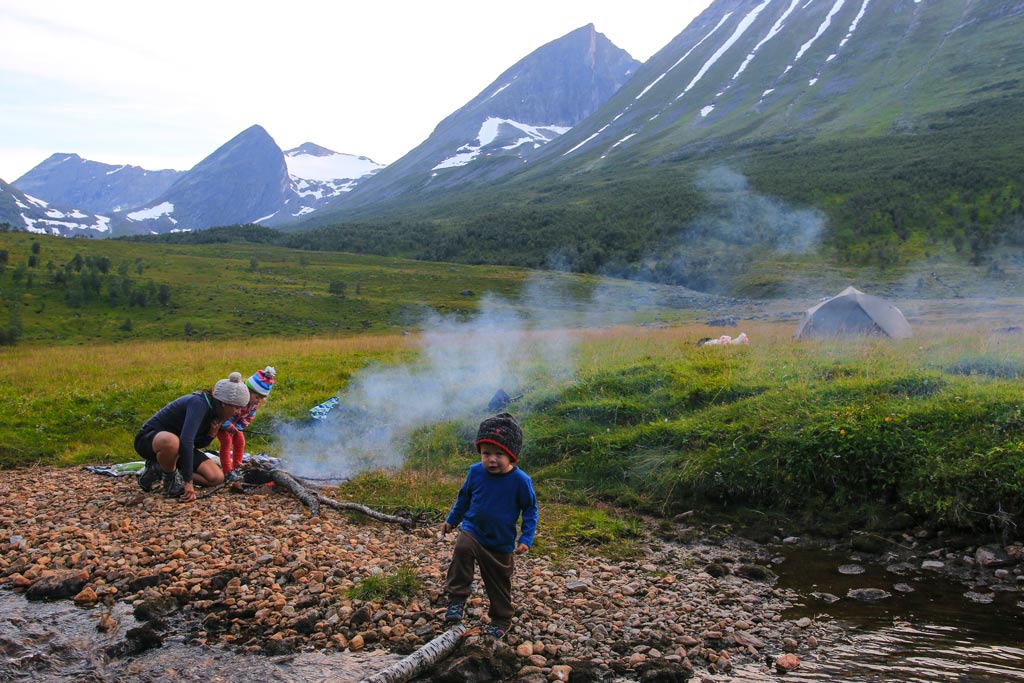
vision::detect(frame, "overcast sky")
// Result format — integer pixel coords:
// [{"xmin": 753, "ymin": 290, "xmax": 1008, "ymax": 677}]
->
[{"xmin": 0, "ymin": 1, "xmax": 714, "ymax": 182}]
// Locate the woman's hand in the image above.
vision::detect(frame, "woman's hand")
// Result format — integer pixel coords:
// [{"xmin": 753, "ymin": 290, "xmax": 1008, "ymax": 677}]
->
[
  {"xmin": 515, "ymin": 543, "xmax": 529, "ymax": 555},
  {"xmin": 178, "ymin": 481, "xmax": 196, "ymax": 503}
]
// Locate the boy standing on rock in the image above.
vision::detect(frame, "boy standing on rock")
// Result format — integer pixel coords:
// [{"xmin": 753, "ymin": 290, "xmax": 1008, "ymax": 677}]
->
[{"xmin": 440, "ymin": 412, "xmax": 538, "ymax": 639}]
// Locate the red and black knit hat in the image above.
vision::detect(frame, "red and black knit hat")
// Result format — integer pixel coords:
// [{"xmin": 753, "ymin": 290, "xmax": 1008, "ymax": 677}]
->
[{"xmin": 475, "ymin": 412, "xmax": 523, "ymax": 463}]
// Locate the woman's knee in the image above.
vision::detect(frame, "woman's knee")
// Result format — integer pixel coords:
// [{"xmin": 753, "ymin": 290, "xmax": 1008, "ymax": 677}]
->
[
  {"xmin": 152, "ymin": 431, "xmax": 179, "ymax": 456},
  {"xmin": 196, "ymin": 459, "xmax": 224, "ymax": 486}
]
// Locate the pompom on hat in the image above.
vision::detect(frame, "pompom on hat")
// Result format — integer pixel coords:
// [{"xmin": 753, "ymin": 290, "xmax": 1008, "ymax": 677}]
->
[
  {"xmin": 213, "ymin": 371, "xmax": 251, "ymax": 407},
  {"xmin": 475, "ymin": 412, "xmax": 523, "ymax": 463},
  {"xmin": 247, "ymin": 366, "xmax": 276, "ymax": 397}
]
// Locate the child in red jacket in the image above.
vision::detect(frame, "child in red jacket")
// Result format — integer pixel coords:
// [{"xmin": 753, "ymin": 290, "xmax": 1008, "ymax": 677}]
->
[{"xmin": 218, "ymin": 366, "xmax": 275, "ymax": 478}]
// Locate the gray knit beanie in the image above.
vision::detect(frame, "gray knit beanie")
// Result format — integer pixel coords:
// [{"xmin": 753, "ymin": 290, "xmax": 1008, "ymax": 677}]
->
[{"xmin": 213, "ymin": 371, "xmax": 250, "ymax": 407}]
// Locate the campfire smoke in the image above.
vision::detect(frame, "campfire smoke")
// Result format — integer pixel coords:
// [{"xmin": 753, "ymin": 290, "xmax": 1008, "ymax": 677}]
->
[{"xmin": 276, "ymin": 278, "xmax": 605, "ymax": 480}]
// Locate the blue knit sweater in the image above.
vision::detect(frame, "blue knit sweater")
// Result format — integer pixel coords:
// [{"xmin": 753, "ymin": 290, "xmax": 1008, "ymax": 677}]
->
[{"xmin": 446, "ymin": 463, "xmax": 538, "ymax": 553}]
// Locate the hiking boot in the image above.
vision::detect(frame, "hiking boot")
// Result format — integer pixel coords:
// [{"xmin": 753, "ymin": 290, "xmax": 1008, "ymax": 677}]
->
[
  {"xmin": 137, "ymin": 460, "xmax": 161, "ymax": 492},
  {"xmin": 444, "ymin": 602, "xmax": 465, "ymax": 623},
  {"xmin": 162, "ymin": 470, "xmax": 185, "ymax": 498}
]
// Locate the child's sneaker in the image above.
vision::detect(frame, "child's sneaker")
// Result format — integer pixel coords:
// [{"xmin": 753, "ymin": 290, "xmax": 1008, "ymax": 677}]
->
[
  {"xmin": 443, "ymin": 602, "xmax": 465, "ymax": 623},
  {"xmin": 162, "ymin": 470, "xmax": 185, "ymax": 498},
  {"xmin": 482, "ymin": 624, "xmax": 507, "ymax": 640},
  {"xmin": 137, "ymin": 461, "xmax": 161, "ymax": 492}
]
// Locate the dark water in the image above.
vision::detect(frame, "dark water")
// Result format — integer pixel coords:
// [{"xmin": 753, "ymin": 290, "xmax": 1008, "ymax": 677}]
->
[
  {"xmin": 730, "ymin": 548, "xmax": 1024, "ymax": 682},
  {"xmin": 3, "ymin": 548, "xmax": 1023, "ymax": 682}
]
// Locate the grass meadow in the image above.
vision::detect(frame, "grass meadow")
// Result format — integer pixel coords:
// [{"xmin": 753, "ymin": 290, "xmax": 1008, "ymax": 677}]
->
[{"xmin": 3, "ymin": 318, "xmax": 1022, "ymax": 545}]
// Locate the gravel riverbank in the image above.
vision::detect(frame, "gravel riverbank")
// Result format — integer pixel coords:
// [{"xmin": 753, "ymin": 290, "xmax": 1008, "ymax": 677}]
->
[{"xmin": 1, "ymin": 467, "xmax": 844, "ymax": 682}]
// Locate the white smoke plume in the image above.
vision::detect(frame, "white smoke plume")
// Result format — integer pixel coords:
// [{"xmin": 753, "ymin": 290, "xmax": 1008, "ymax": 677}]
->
[{"xmin": 275, "ymin": 275, "xmax": 656, "ymax": 480}]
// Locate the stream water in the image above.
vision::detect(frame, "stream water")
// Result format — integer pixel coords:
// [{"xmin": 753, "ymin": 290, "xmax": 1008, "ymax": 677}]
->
[
  {"xmin": 2, "ymin": 548, "xmax": 1022, "ymax": 682},
  {"xmin": 730, "ymin": 548, "xmax": 1024, "ymax": 682},
  {"xmin": 0, "ymin": 590, "xmax": 400, "ymax": 683}
]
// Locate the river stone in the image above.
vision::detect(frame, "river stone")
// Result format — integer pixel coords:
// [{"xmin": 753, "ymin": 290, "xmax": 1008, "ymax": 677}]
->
[
  {"xmin": 975, "ymin": 545, "xmax": 1013, "ymax": 568},
  {"xmin": 105, "ymin": 623, "xmax": 164, "ymax": 658},
  {"xmin": 434, "ymin": 644, "xmax": 518, "ymax": 682},
  {"xmin": 838, "ymin": 564, "xmax": 866, "ymax": 575},
  {"xmin": 736, "ymin": 564, "xmax": 776, "ymax": 581},
  {"xmin": 886, "ymin": 562, "xmax": 916, "ymax": 575},
  {"xmin": 811, "ymin": 591, "xmax": 841, "ymax": 604},
  {"xmin": 847, "ymin": 588, "xmax": 891, "ymax": 601},
  {"xmin": 551, "ymin": 664, "xmax": 573, "ymax": 681},
  {"xmin": 775, "ymin": 653, "xmax": 800, "ymax": 672},
  {"xmin": 893, "ymin": 583, "xmax": 914, "ymax": 593},
  {"xmin": 921, "ymin": 560, "xmax": 945, "ymax": 570},
  {"xmin": 964, "ymin": 591, "xmax": 994, "ymax": 604},
  {"xmin": 850, "ymin": 535, "xmax": 888, "ymax": 554},
  {"xmin": 26, "ymin": 570, "xmax": 90, "ymax": 601}
]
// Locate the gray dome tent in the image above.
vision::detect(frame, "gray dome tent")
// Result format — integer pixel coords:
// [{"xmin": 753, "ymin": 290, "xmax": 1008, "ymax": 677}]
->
[{"xmin": 794, "ymin": 286, "xmax": 913, "ymax": 339}]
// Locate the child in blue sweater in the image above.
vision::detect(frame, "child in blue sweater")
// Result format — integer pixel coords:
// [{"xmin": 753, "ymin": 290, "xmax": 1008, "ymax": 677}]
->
[{"xmin": 441, "ymin": 412, "xmax": 538, "ymax": 639}]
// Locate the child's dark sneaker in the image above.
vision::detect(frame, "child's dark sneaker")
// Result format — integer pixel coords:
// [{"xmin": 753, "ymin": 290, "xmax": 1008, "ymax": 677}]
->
[
  {"xmin": 482, "ymin": 624, "xmax": 507, "ymax": 640},
  {"xmin": 162, "ymin": 470, "xmax": 185, "ymax": 498},
  {"xmin": 137, "ymin": 461, "xmax": 161, "ymax": 492},
  {"xmin": 444, "ymin": 602, "xmax": 465, "ymax": 622}
]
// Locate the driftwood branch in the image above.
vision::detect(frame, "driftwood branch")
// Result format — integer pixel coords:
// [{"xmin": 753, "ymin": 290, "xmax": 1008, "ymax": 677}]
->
[
  {"xmin": 315, "ymin": 493, "xmax": 415, "ymax": 528},
  {"xmin": 243, "ymin": 463, "xmax": 415, "ymax": 526},
  {"xmin": 360, "ymin": 624, "xmax": 468, "ymax": 683},
  {"xmin": 268, "ymin": 470, "xmax": 320, "ymax": 516}
]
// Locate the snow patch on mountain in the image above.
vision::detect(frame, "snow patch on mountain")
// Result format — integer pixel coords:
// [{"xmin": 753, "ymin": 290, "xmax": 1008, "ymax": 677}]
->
[
  {"xmin": 285, "ymin": 149, "xmax": 383, "ymax": 182},
  {"xmin": 734, "ymin": 0, "xmax": 801, "ymax": 81},
  {"xmin": 433, "ymin": 117, "xmax": 571, "ymax": 170},
  {"xmin": 15, "ymin": 190, "xmax": 112, "ymax": 234},
  {"xmin": 127, "ymin": 201, "xmax": 176, "ymax": 222},
  {"xmin": 563, "ymin": 13, "xmax": 735, "ymax": 159},
  {"xmin": 677, "ymin": 0, "xmax": 772, "ymax": 101},
  {"xmin": 785, "ymin": 0, "xmax": 847, "ymax": 75},
  {"xmin": 635, "ymin": 12, "xmax": 734, "ymax": 104}
]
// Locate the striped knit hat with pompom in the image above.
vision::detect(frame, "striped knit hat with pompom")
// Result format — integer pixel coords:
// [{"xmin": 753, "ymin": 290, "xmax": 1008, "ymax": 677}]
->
[{"xmin": 246, "ymin": 366, "xmax": 276, "ymax": 396}]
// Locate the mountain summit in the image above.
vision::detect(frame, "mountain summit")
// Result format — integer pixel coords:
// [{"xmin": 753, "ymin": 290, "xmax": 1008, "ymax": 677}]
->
[
  {"xmin": 540, "ymin": 0, "xmax": 1024, "ymax": 164},
  {"xmin": 316, "ymin": 24, "xmax": 640, "ymax": 215},
  {"xmin": 121, "ymin": 125, "xmax": 289, "ymax": 232},
  {"xmin": 13, "ymin": 154, "xmax": 182, "ymax": 215}
]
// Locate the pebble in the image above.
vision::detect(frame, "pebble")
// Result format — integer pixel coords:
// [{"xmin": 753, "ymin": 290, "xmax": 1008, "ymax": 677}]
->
[{"xmin": 0, "ymin": 468, "xmax": 842, "ymax": 681}]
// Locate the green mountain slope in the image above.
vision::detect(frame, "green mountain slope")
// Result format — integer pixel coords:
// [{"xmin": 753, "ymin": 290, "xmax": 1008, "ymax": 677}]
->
[{"xmin": 290, "ymin": 0, "xmax": 1024, "ymax": 295}]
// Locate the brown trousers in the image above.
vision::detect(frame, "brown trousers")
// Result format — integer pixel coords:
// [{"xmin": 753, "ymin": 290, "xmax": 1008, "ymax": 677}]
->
[{"xmin": 445, "ymin": 530, "xmax": 515, "ymax": 628}]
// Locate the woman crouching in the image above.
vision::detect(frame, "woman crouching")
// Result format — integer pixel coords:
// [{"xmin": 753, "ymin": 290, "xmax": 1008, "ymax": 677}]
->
[{"xmin": 134, "ymin": 372, "xmax": 250, "ymax": 502}]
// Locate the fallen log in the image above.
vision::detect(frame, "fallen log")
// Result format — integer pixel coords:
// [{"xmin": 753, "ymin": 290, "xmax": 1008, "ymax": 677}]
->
[
  {"xmin": 360, "ymin": 624, "xmax": 468, "ymax": 683},
  {"xmin": 241, "ymin": 463, "xmax": 416, "ymax": 526},
  {"xmin": 268, "ymin": 469, "xmax": 320, "ymax": 516},
  {"xmin": 315, "ymin": 493, "xmax": 416, "ymax": 528}
]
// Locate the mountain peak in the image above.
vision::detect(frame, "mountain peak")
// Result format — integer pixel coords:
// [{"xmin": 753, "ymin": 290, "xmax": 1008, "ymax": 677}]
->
[
  {"xmin": 286, "ymin": 142, "xmax": 337, "ymax": 157},
  {"xmin": 314, "ymin": 23, "xmax": 640, "ymax": 216}
]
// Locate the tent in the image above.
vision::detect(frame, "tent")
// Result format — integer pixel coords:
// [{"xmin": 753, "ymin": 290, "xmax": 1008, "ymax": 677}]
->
[{"xmin": 794, "ymin": 286, "xmax": 913, "ymax": 339}]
